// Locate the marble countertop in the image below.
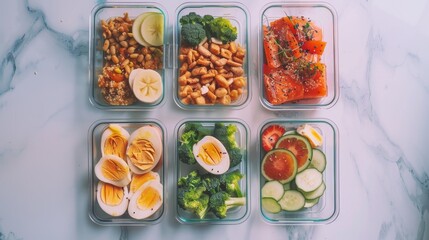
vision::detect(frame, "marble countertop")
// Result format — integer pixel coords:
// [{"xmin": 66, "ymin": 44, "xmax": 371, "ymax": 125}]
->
[{"xmin": 1, "ymin": 0, "xmax": 428, "ymax": 239}]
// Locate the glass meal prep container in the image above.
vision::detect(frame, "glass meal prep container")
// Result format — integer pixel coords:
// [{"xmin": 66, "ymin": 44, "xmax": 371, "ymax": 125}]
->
[
  {"xmin": 258, "ymin": 119, "xmax": 339, "ymax": 224},
  {"xmin": 88, "ymin": 119, "xmax": 166, "ymax": 226},
  {"xmin": 259, "ymin": 2, "xmax": 339, "ymax": 110},
  {"xmin": 89, "ymin": 3, "xmax": 167, "ymax": 110},
  {"xmin": 173, "ymin": 3, "xmax": 250, "ymax": 110},
  {"xmin": 174, "ymin": 119, "xmax": 250, "ymax": 224}
]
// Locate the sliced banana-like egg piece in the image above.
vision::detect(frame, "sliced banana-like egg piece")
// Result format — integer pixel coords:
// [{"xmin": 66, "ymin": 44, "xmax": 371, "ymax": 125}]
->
[
  {"xmin": 131, "ymin": 69, "xmax": 163, "ymax": 103},
  {"xmin": 95, "ymin": 154, "xmax": 132, "ymax": 187},
  {"xmin": 101, "ymin": 124, "xmax": 130, "ymax": 160},
  {"xmin": 297, "ymin": 124, "xmax": 323, "ymax": 147},
  {"xmin": 128, "ymin": 180, "xmax": 163, "ymax": 220},
  {"xmin": 193, "ymin": 136, "xmax": 230, "ymax": 175},
  {"xmin": 96, "ymin": 181, "xmax": 129, "ymax": 216},
  {"xmin": 126, "ymin": 125, "xmax": 163, "ymax": 174},
  {"xmin": 129, "ymin": 171, "xmax": 160, "ymax": 198}
]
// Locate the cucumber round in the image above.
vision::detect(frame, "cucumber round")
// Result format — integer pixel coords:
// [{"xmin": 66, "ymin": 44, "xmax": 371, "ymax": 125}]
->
[
  {"xmin": 309, "ymin": 148, "xmax": 326, "ymax": 172},
  {"xmin": 275, "ymin": 134, "xmax": 312, "ymax": 172},
  {"xmin": 261, "ymin": 149, "xmax": 298, "ymax": 184},
  {"xmin": 301, "ymin": 181, "xmax": 326, "ymax": 200},
  {"xmin": 304, "ymin": 197, "xmax": 319, "ymax": 208},
  {"xmin": 262, "ymin": 197, "xmax": 282, "ymax": 213},
  {"xmin": 284, "ymin": 130, "xmax": 298, "ymax": 135},
  {"xmin": 261, "ymin": 181, "xmax": 284, "ymax": 201},
  {"xmin": 295, "ymin": 168, "xmax": 323, "ymax": 192},
  {"xmin": 277, "ymin": 190, "xmax": 305, "ymax": 211}
]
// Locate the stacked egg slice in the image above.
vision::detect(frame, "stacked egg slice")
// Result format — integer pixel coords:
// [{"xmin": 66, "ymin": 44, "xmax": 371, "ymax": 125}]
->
[{"xmin": 94, "ymin": 124, "xmax": 163, "ymax": 219}]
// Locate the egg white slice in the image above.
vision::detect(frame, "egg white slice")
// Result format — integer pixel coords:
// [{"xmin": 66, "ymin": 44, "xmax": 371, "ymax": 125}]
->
[
  {"xmin": 193, "ymin": 136, "xmax": 230, "ymax": 175},
  {"xmin": 96, "ymin": 181, "xmax": 129, "ymax": 217},
  {"xmin": 95, "ymin": 154, "xmax": 132, "ymax": 187},
  {"xmin": 126, "ymin": 125, "xmax": 163, "ymax": 174},
  {"xmin": 100, "ymin": 124, "xmax": 130, "ymax": 159},
  {"xmin": 128, "ymin": 180, "xmax": 163, "ymax": 220}
]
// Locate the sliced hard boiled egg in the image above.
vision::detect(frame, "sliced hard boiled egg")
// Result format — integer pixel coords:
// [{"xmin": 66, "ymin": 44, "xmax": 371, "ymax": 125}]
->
[
  {"xmin": 128, "ymin": 180, "xmax": 163, "ymax": 220},
  {"xmin": 129, "ymin": 171, "xmax": 160, "ymax": 198},
  {"xmin": 193, "ymin": 136, "xmax": 230, "ymax": 175},
  {"xmin": 126, "ymin": 125, "xmax": 163, "ymax": 174},
  {"xmin": 96, "ymin": 181, "xmax": 129, "ymax": 217},
  {"xmin": 95, "ymin": 154, "xmax": 131, "ymax": 187},
  {"xmin": 101, "ymin": 124, "xmax": 130, "ymax": 160},
  {"xmin": 132, "ymin": 69, "xmax": 163, "ymax": 103},
  {"xmin": 297, "ymin": 124, "xmax": 323, "ymax": 147}
]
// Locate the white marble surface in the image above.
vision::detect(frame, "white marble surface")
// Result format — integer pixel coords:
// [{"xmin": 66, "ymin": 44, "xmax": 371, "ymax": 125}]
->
[{"xmin": 1, "ymin": 0, "xmax": 428, "ymax": 239}]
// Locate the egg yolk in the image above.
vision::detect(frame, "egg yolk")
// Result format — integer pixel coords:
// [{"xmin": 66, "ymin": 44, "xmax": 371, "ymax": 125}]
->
[
  {"xmin": 137, "ymin": 186, "xmax": 161, "ymax": 210},
  {"xmin": 130, "ymin": 172, "xmax": 157, "ymax": 193},
  {"xmin": 101, "ymin": 182, "xmax": 124, "ymax": 206},
  {"xmin": 101, "ymin": 158, "xmax": 129, "ymax": 181},
  {"xmin": 127, "ymin": 138, "xmax": 156, "ymax": 171},
  {"xmin": 198, "ymin": 142, "xmax": 222, "ymax": 165},
  {"xmin": 103, "ymin": 125, "xmax": 128, "ymax": 159}
]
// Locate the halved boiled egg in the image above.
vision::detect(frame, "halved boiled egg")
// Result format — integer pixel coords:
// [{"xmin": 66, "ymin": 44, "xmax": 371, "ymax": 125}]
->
[
  {"xmin": 128, "ymin": 180, "xmax": 163, "ymax": 219},
  {"xmin": 101, "ymin": 124, "xmax": 130, "ymax": 160},
  {"xmin": 126, "ymin": 125, "xmax": 163, "ymax": 174},
  {"xmin": 129, "ymin": 171, "xmax": 160, "ymax": 198},
  {"xmin": 96, "ymin": 181, "xmax": 129, "ymax": 216},
  {"xmin": 95, "ymin": 154, "xmax": 131, "ymax": 187},
  {"xmin": 297, "ymin": 124, "xmax": 323, "ymax": 147},
  {"xmin": 192, "ymin": 136, "xmax": 230, "ymax": 175}
]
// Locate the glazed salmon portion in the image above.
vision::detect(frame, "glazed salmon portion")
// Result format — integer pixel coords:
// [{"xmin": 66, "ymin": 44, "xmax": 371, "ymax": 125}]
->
[{"xmin": 262, "ymin": 16, "xmax": 327, "ymax": 105}]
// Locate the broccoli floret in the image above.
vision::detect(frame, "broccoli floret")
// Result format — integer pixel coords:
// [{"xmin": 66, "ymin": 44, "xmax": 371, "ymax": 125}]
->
[
  {"xmin": 178, "ymin": 143, "xmax": 196, "ymax": 165},
  {"xmin": 213, "ymin": 123, "xmax": 242, "ymax": 168},
  {"xmin": 178, "ymin": 170, "xmax": 201, "ymax": 188},
  {"xmin": 180, "ymin": 12, "xmax": 203, "ymax": 25},
  {"xmin": 220, "ymin": 169, "xmax": 244, "ymax": 197},
  {"xmin": 177, "ymin": 170, "xmax": 210, "ymax": 219},
  {"xmin": 181, "ymin": 23, "xmax": 206, "ymax": 47},
  {"xmin": 209, "ymin": 191, "xmax": 245, "ymax": 219},
  {"xmin": 178, "ymin": 123, "xmax": 212, "ymax": 165},
  {"xmin": 227, "ymin": 147, "xmax": 242, "ymax": 169},
  {"xmin": 202, "ymin": 174, "xmax": 221, "ymax": 195},
  {"xmin": 184, "ymin": 123, "xmax": 212, "ymax": 140},
  {"xmin": 208, "ymin": 17, "xmax": 237, "ymax": 44}
]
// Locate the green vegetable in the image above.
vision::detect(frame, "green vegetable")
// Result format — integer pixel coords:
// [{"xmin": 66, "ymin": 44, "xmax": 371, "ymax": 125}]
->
[
  {"xmin": 219, "ymin": 169, "xmax": 243, "ymax": 197},
  {"xmin": 208, "ymin": 191, "xmax": 245, "ymax": 219},
  {"xmin": 181, "ymin": 23, "xmax": 206, "ymax": 47},
  {"xmin": 178, "ymin": 169, "xmax": 245, "ymax": 219},
  {"xmin": 208, "ymin": 17, "xmax": 238, "ymax": 44},
  {"xmin": 213, "ymin": 123, "xmax": 242, "ymax": 168},
  {"xmin": 179, "ymin": 12, "xmax": 238, "ymax": 46}
]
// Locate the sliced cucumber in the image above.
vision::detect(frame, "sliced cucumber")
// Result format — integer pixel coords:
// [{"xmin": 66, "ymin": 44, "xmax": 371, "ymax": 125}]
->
[
  {"xmin": 278, "ymin": 190, "xmax": 305, "ymax": 211},
  {"xmin": 261, "ymin": 181, "xmax": 284, "ymax": 201},
  {"xmin": 262, "ymin": 197, "xmax": 282, "ymax": 213},
  {"xmin": 301, "ymin": 181, "xmax": 326, "ymax": 200},
  {"xmin": 295, "ymin": 168, "xmax": 323, "ymax": 192},
  {"xmin": 304, "ymin": 197, "xmax": 319, "ymax": 208},
  {"xmin": 284, "ymin": 130, "xmax": 297, "ymax": 135},
  {"xmin": 309, "ymin": 148, "xmax": 326, "ymax": 172}
]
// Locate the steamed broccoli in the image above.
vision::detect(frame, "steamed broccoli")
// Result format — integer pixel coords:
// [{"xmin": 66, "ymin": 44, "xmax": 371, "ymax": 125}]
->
[
  {"xmin": 209, "ymin": 191, "xmax": 245, "ymax": 219},
  {"xmin": 181, "ymin": 23, "xmax": 206, "ymax": 47},
  {"xmin": 202, "ymin": 174, "xmax": 221, "ymax": 195},
  {"xmin": 177, "ymin": 170, "xmax": 210, "ymax": 219},
  {"xmin": 213, "ymin": 123, "xmax": 242, "ymax": 168},
  {"xmin": 220, "ymin": 169, "xmax": 244, "ymax": 197},
  {"xmin": 208, "ymin": 17, "xmax": 238, "ymax": 44}
]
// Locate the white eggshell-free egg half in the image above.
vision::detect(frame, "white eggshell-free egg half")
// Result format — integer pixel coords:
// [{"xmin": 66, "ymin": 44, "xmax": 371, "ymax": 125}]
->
[
  {"xmin": 96, "ymin": 181, "xmax": 129, "ymax": 217},
  {"xmin": 128, "ymin": 180, "xmax": 163, "ymax": 220},
  {"xmin": 95, "ymin": 154, "xmax": 132, "ymax": 187},
  {"xmin": 100, "ymin": 124, "xmax": 130, "ymax": 158},
  {"xmin": 126, "ymin": 125, "xmax": 163, "ymax": 174},
  {"xmin": 193, "ymin": 136, "xmax": 230, "ymax": 175}
]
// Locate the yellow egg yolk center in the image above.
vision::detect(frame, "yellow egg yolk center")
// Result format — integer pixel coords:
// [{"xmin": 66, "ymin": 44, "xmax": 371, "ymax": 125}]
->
[
  {"xmin": 101, "ymin": 158, "xmax": 129, "ymax": 181},
  {"xmin": 198, "ymin": 142, "xmax": 222, "ymax": 165},
  {"xmin": 137, "ymin": 186, "xmax": 160, "ymax": 210},
  {"xmin": 104, "ymin": 133, "xmax": 128, "ymax": 159},
  {"xmin": 101, "ymin": 183, "xmax": 124, "ymax": 206},
  {"xmin": 127, "ymin": 138, "xmax": 156, "ymax": 171}
]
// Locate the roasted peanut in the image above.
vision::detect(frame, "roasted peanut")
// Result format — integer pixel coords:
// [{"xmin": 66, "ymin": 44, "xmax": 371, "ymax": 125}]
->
[
  {"xmin": 195, "ymin": 96, "xmax": 206, "ymax": 105},
  {"xmin": 191, "ymin": 67, "xmax": 207, "ymax": 76},
  {"xmin": 214, "ymin": 58, "xmax": 228, "ymax": 67},
  {"xmin": 219, "ymin": 95, "xmax": 231, "ymax": 105},
  {"xmin": 127, "ymin": 47, "xmax": 135, "ymax": 54},
  {"xmin": 215, "ymin": 88, "xmax": 228, "ymax": 98},
  {"xmin": 110, "ymin": 45, "xmax": 116, "ymax": 55},
  {"xmin": 220, "ymin": 48, "xmax": 232, "ymax": 59},
  {"xmin": 103, "ymin": 40, "xmax": 110, "ymax": 51},
  {"xmin": 197, "ymin": 58, "xmax": 211, "ymax": 66},
  {"xmin": 226, "ymin": 59, "xmax": 242, "ymax": 67},
  {"xmin": 121, "ymin": 59, "xmax": 129, "ymax": 67},
  {"xmin": 231, "ymin": 67, "xmax": 244, "ymax": 76},
  {"xmin": 229, "ymin": 42, "xmax": 237, "ymax": 53},
  {"xmin": 215, "ymin": 74, "xmax": 230, "ymax": 88},
  {"xmin": 190, "ymin": 91, "xmax": 201, "ymax": 99},
  {"xmin": 232, "ymin": 77, "xmax": 246, "ymax": 88},
  {"xmin": 187, "ymin": 78, "xmax": 200, "ymax": 84},
  {"xmin": 111, "ymin": 55, "xmax": 119, "ymax": 64},
  {"xmin": 210, "ymin": 43, "xmax": 221, "ymax": 55},
  {"xmin": 120, "ymin": 40, "xmax": 128, "ymax": 48},
  {"xmin": 197, "ymin": 45, "xmax": 212, "ymax": 57},
  {"xmin": 206, "ymin": 91, "xmax": 217, "ymax": 102},
  {"xmin": 230, "ymin": 89, "xmax": 239, "ymax": 101},
  {"xmin": 179, "ymin": 62, "xmax": 188, "ymax": 75}
]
